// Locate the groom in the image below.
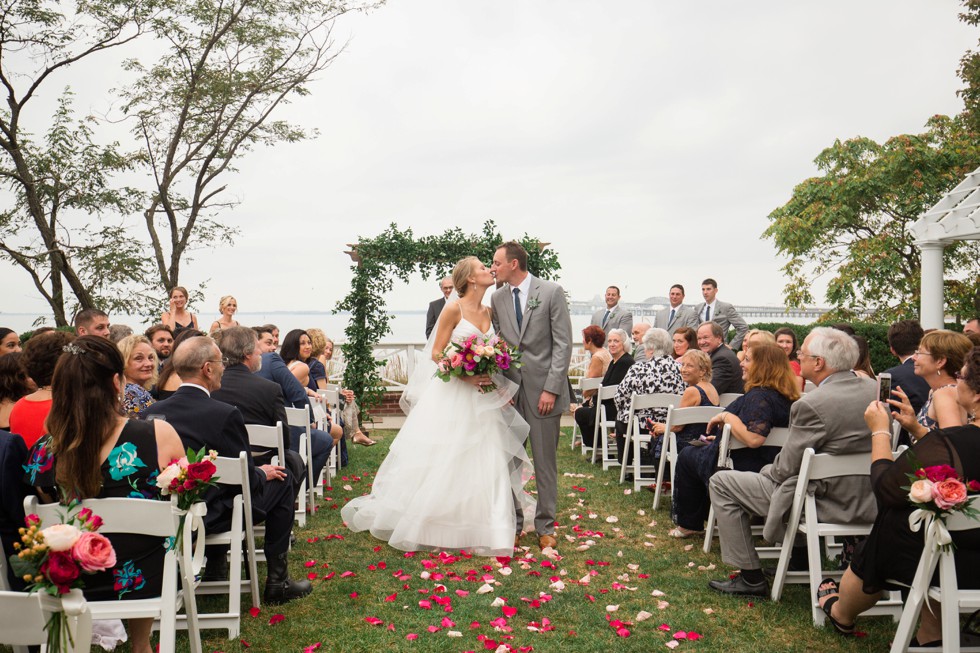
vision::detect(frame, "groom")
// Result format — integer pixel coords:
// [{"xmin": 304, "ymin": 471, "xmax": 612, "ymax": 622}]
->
[{"xmin": 490, "ymin": 241, "xmax": 573, "ymax": 551}]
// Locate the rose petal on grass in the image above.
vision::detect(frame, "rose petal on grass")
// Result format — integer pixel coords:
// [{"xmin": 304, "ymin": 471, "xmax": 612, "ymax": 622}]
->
[
  {"xmin": 477, "ymin": 583, "xmax": 494, "ymax": 594},
  {"xmin": 248, "ymin": 607, "xmax": 260, "ymax": 618},
  {"xmin": 703, "ymin": 608, "xmax": 714, "ymax": 615},
  {"xmin": 364, "ymin": 617, "xmax": 384, "ymax": 626},
  {"xmin": 303, "ymin": 644, "xmax": 321, "ymax": 652},
  {"xmin": 665, "ymin": 640, "xmax": 679, "ymax": 649},
  {"xmin": 606, "ymin": 516, "xmax": 619, "ymax": 523},
  {"xmin": 606, "ymin": 604, "xmax": 619, "ymax": 612},
  {"xmin": 405, "ymin": 634, "xmax": 418, "ymax": 641},
  {"xmin": 636, "ymin": 610, "xmax": 653, "ymax": 621},
  {"xmin": 268, "ymin": 614, "xmax": 285, "ymax": 625},
  {"xmin": 491, "ymin": 597, "xmax": 507, "ymax": 608},
  {"xmin": 502, "ymin": 606, "xmax": 518, "ymax": 618},
  {"xmin": 385, "ymin": 593, "xmax": 397, "ymax": 602}
]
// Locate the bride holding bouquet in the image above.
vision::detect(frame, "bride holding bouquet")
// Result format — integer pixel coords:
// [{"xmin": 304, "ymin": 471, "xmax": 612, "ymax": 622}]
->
[{"xmin": 341, "ymin": 256, "xmax": 535, "ymax": 556}]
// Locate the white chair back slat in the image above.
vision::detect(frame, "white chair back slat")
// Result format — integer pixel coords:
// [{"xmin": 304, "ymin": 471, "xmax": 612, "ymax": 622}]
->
[
  {"xmin": 718, "ymin": 393, "xmax": 742, "ymax": 407},
  {"xmin": 621, "ymin": 393, "xmax": 683, "ymax": 488},
  {"xmin": 0, "ymin": 589, "xmax": 92, "ymax": 652},
  {"xmin": 591, "ymin": 384, "xmax": 620, "ymax": 466},
  {"xmin": 652, "ymin": 404, "xmax": 726, "ymax": 510},
  {"xmin": 283, "ymin": 406, "xmax": 313, "ymax": 526}
]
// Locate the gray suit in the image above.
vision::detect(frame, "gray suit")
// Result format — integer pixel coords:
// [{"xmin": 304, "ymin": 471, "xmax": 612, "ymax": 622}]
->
[
  {"xmin": 591, "ymin": 305, "xmax": 633, "ymax": 334},
  {"xmin": 492, "ymin": 275, "xmax": 573, "ymax": 536},
  {"xmin": 694, "ymin": 300, "xmax": 748, "ymax": 349},
  {"xmin": 655, "ymin": 304, "xmax": 698, "ymax": 335},
  {"xmin": 707, "ymin": 371, "xmax": 877, "ymax": 570}
]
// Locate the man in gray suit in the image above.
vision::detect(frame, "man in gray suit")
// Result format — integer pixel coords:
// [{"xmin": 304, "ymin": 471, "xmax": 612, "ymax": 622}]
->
[
  {"xmin": 655, "ymin": 284, "xmax": 698, "ymax": 335},
  {"xmin": 491, "ymin": 241, "xmax": 573, "ymax": 551},
  {"xmin": 706, "ymin": 327, "xmax": 876, "ymax": 597},
  {"xmin": 591, "ymin": 286, "xmax": 633, "ymax": 334},
  {"xmin": 694, "ymin": 278, "xmax": 748, "ymax": 350},
  {"xmin": 424, "ymin": 277, "xmax": 454, "ymax": 338}
]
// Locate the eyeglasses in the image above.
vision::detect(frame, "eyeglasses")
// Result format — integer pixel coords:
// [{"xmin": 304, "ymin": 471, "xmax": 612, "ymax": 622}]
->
[
  {"xmin": 912, "ymin": 351, "xmax": 933, "ymax": 358},
  {"xmin": 205, "ymin": 358, "xmax": 228, "ymax": 367},
  {"xmin": 796, "ymin": 350, "xmax": 821, "ymax": 360},
  {"xmin": 954, "ymin": 371, "xmax": 967, "ymax": 381}
]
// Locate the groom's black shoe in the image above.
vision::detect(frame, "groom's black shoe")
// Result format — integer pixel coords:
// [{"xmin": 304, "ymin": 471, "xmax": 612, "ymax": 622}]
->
[{"xmin": 708, "ymin": 574, "xmax": 769, "ymax": 598}]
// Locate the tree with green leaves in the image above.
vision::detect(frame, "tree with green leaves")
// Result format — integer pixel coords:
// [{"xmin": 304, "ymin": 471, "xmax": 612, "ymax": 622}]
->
[
  {"xmin": 337, "ymin": 221, "xmax": 561, "ymax": 411},
  {"xmin": 763, "ymin": 114, "xmax": 980, "ymax": 322}
]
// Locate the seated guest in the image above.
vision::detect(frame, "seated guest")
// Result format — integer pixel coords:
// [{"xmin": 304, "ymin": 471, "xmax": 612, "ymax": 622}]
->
[
  {"xmin": 9, "ymin": 330, "xmax": 74, "ymax": 448},
  {"xmin": 612, "ymin": 328, "xmax": 685, "ymax": 469},
  {"xmin": 145, "ymin": 323, "xmax": 175, "ymax": 371},
  {"xmin": 0, "ymin": 327, "xmax": 21, "ymax": 356},
  {"xmin": 773, "ymin": 327, "xmax": 802, "ymax": 377},
  {"xmin": 672, "ymin": 326, "xmax": 697, "ymax": 361},
  {"xmin": 647, "ymin": 349, "xmax": 719, "ymax": 457},
  {"xmin": 631, "ymin": 323, "xmax": 652, "ymax": 362},
  {"xmin": 0, "ymin": 353, "xmax": 31, "ymax": 431},
  {"xmin": 211, "ymin": 327, "xmax": 311, "ymax": 497},
  {"xmin": 209, "ymin": 295, "xmax": 240, "ymax": 333},
  {"xmin": 144, "ymin": 336, "xmax": 312, "ymax": 604},
  {"xmin": 816, "ymin": 347, "xmax": 980, "ymax": 642},
  {"xmin": 310, "ymin": 329, "xmax": 374, "ymax": 446},
  {"xmin": 117, "ymin": 335, "xmax": 158, "ymax": 417},
  {"xmin": 281, "ymin": 329, "xmax": 313, "ymax": 388},
  {"xmin": 161, "ymin": 286, "xmax": 199, "ymax": 335},
  {"xmin": 24, "ymin": 336, "xmax": 184, "ymax": 653},
  {"xmin": 852, "ymin": 334, "xmax": 874, "ymax": 378},
  {"xmin": 153, "ymin": 329, "xmax": 206, "ymax": 400},
  {"xmin": 736, "ymin": 329, "xmax": 775, "ymax": 361},
  {"xmin": 697, "ymin": 321, "xmax": 744, "ymax": 395},
  {"xmin": 880, "ymin": 320, "xmax": 931, "ymax": 446},
  {"xmin": 887, "ymin": 329, "xmax": 973, "ymax": 442},
  {"xmin": 574, "ymin": 325, "xmax": 611, "ymax": 412},
  {"xmin": 74, "ymin": 308, "xmax": 110, "ymax": 339},
  {"xmin": 109, "ymin": 324, "xmax": 133, "ymax": 343},
  {"xmin": 706, "ymin": 328, "xmax": 876, "ymax": 597},
  {"xmin": 253, "ymin": 327, "xmax": 340, "ymax": 475},
  {"xmin": 574, "ymin": 328, "xmax": 633, "ymax": 448},
  {"xmin": 0, "ymin": 429, "xmax": 28, "ymax": 590},
  {"xmin": 669, "ymin": 342, "xmax": 797, "ymax": 538}
]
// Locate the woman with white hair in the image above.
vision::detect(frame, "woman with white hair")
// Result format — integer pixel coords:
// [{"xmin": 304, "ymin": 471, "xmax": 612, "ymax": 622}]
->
[
  {"xmin": 576, "ymin": 328, "xmax": 635, "ymax": 448},
  {"xmin": 613, "ymin": 328, "xmax": 686, "ymax": 474}
]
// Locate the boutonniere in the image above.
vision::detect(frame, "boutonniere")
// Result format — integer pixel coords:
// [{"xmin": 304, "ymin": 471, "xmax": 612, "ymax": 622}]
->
[{"xmin": 526, "ymin": 297, "xmax": 541, "ymax": 311}]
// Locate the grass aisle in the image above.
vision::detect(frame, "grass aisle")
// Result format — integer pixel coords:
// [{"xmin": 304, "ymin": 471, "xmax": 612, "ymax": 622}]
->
[{"xmin": 202, "ymin": 427, "xmax": 898, "ymax": 653}]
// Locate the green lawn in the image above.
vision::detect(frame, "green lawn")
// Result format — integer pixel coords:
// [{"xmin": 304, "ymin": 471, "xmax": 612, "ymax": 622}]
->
[{"xmin": 196, "ymin": 427, "xmax": 902, "ymax": 653}]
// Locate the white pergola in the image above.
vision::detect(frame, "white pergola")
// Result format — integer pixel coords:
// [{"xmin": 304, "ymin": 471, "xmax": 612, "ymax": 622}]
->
[{"xmin": 911, "ymin": 165, "xmax": 980, "ymax": 329}]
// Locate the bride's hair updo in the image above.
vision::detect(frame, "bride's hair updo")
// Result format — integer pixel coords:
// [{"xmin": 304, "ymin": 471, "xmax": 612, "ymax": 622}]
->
[{"xmin": 452, "ymin": 256, "xmax": 480, "ymax": 298}]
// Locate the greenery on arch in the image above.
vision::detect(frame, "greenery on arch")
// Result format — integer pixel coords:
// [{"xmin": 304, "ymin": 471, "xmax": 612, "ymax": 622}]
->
[{"xmin": 336, "ymin": 220, "xmax": 561, "ymax": 411}]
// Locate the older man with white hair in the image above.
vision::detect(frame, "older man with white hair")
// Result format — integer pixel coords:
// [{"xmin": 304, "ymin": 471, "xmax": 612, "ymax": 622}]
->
[{"xmin": 706, "ymin": 327, "xmax": 877, "ymax": 597}]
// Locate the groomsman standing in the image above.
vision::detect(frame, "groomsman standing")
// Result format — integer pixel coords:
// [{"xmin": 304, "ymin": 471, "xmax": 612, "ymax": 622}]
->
[
  {"xmin": 694, "ymin": 278, "xmax": 748, "ymax": 350},
  {"xmin": 424, "ymin": 277, "xmax": 454, "ymax": 338},
  {"xmin": 591, "ymin": 286, "xmax": 633, "ymax": 334},
  {"xmin": 655, "ymin": 284, "xmax": 698, "ymax": 335}
]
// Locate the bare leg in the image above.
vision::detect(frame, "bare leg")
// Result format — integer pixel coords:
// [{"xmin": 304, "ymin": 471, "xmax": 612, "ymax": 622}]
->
[
  {"xmin": 916, "ymin": 599, "xmax": 942, "ymax": 644},
  {"xmin": 816, "ymin": 569, "xmax": 881, "ymax": 629},
  {"xmin": 128, "ymin": 617, "xmax": 154, "ymax": 653}
]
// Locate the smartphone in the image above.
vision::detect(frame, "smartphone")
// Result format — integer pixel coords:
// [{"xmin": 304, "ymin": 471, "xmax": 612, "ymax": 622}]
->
[{"xmin": 877, "ymin": 372, "xmax": 892, "ymax": 404}]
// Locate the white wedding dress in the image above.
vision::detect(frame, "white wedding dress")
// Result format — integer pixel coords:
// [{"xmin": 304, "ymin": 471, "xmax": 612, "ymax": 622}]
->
[{"xmin": 341, "ymin": 316, "xmax": 536, "ymax": 556}]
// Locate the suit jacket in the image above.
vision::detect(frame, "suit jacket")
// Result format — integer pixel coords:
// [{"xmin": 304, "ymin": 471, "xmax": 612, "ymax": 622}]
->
[
  {"xmin": 694, "ymin": 300, "xmax": 748, "ymax": 349},
  {"xmin": 212, "ymin": 364, "xmax": 289, "ymax": 446},
  {"xmin": 144, "ymin": 385, "xmax": 266, "ymax": 527},
  {"xmin": 655, "ymin": 304, "xmax": 698, "ymax": 335},
  {"xmin": 491, "ymin": 275, "xmax": 573, "ymax": 419},
  {"xmin": 256, "ymin": 352, "xmax": 307, "ymax": 410},
  {"xmin": 883, "ymin": 358, "xmax": 930, "ymax": 417},
  {"xmin": 425, "ymin": 297, "xmax": 446, "ymax": 339},
  {"xmin": 591, "ymin": 305, "xmax": 633, "ymax": 334},
  {"xmin": 761, "ymin": 371, "xmax": 878, "ymax": 542},
  {"xmin": 709, "ymin": 344, "xmax": 745, "ymax": 395},
  {"xmin": 0, "ymin": 430, "xmax": 27, "ymax": 589}
]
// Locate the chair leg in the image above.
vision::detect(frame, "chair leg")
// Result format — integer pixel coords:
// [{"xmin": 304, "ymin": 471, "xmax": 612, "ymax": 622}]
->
[{"xmin": 702, "ymin": 506, "xmax": 715, "ymax": 554}]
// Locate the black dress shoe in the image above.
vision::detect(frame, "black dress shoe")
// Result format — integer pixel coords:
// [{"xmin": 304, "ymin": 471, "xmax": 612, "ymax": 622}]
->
[{"xmin": 708, "ymin": 575, "xmax": 769, "ymax": 598}]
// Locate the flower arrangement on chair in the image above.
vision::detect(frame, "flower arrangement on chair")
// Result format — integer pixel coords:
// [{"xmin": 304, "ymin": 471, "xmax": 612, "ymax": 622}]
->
[
  {"xmin": 156, "ymin": 446, "xmax": 219, "ymax": 550},
  {"xmin": 906, "ymin": 463, "xmax": 980, "ymax": 551},
  {"xmin": 9, "ymin": 503, "xmax": 116, "ymax": 652},
  {"xmin": 435, "ymin": 334, "xmax": 521, "ymax": 394}
]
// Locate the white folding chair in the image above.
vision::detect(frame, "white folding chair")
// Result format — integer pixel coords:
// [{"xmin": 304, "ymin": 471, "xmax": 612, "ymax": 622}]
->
[
  {"xmin": 890, "ymin": 496, "xmax": 980, "ymax": 653},
  {"xmin": 702, "ymin": 426, "xmax": 792, "ymax": 553},
  {"xmin": 718, "ymin": 393, "xmax": 742, "ymax": 407},
  {"xmin": 245, "ymin": 421, "xmax": 286, "ymax": 561},
  {"xmin": 619, "ymin": 393, "xmax": 683, "ymax": 489},
  {"xmin": 193, "ymin": 453, "xmax": 259, "ymax": 637},
  {"xmin": 284, "ymin": 406, "xmax": 312, "ymax": 526},
  {"xmin": 572, "ymin": 378, "xmax": 602, "ymax": 452},
  {"xmin": 768, "ymin": 448, "xmax": 902, "ymax": 625},
  {"xmin": 590, "ymin": 384, "xmax": 620, "ymax": 469},
  {"xmin": 317, "ymin": 388, "xmax": 341, "ymax": 480},
  {"xmin": 651, "ymin": 404, "xmax": 725, "ymax": 510},
  {"xmin": 25, "ymin": 496, "xmax": 200, "ymax": 653},
  {"xmin": 0, "ymin": 588, "xmax": 91, "ymax": 653}
]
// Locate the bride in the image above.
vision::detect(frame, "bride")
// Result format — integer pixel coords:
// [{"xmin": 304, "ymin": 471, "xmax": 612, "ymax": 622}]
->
[{"xmin": 340, "ymin": 256, "xmax": 535, "ymax": 556}]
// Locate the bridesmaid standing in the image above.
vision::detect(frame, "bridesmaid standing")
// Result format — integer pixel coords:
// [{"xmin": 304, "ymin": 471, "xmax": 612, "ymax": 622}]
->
[
  {"xmin": 209, "ymin": 295, "xmax": 240, "ymax": 333},
  {"xmin": 161, "ymin": 286, "xmax": 199, "ymax": 336}
]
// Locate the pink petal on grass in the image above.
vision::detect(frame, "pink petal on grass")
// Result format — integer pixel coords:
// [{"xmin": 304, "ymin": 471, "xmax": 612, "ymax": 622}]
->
[
  {"xmin": 385, "ymin": 593, "xmax": 397, "ymax": 602},
  {"xmin": 268, "ymin": 614, "xmax": 285, "ymax": 626},
  {"xmin": 502, "ymin": 606, "xmax": 518, "ymax": 618},
  {"xmin": 248, "ymin": 607, "xmax": 260, "ymax": 618},
  {"xmin": 405, "ymin": 633, "xmax": 419, "ymax": 641},
  {"xmin": 303, "ymin": 644, "xmax": 321, "ymax": 652},
  {"xmin": 419, "ymin": 600, "xmax": 432, "ymax": 610},
  {"xmin": 364, "ymin": 617, "xmax": 384, "ymax": 626}
]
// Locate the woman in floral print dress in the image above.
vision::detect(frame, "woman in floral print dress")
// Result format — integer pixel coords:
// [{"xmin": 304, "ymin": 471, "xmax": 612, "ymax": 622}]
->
[{"xmin": 23, "ymin": 336, "xmax": 184, "ymax": 653}]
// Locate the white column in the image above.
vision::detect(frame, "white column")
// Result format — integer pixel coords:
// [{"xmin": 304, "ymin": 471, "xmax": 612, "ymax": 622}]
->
[{"xmin": 918, "ymin": 241, "xmax": 945, "ymax": 329}]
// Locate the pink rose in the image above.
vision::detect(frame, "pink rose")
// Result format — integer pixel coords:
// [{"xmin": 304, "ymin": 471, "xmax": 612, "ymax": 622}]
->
[
  {"xmin": 86, "ymin": 514, "xmax": 104, "ymax": 531},
  {"xmin": 969, "ymin": 479, "xmax": 980, "ymax": 492},
  {"xmin": 933, "ymin": 478, "xmax": 968, "ymax": 510},
  {"xmin": 41, "ymin": 551, "xmax": 80, "ymax": 592},
  {"xmin": 908, "ymin": 479, "xmax": 934, "ymax": 504},
  {"xmin": 25, "ymin": 514, "xmax": 40, "ymax": 527},
  {"xmin": 71, "ymin": 532, "xmax": 116, "ymax": 572}
]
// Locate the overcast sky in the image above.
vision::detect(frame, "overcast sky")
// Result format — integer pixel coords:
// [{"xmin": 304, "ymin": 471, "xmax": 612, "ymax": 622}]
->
[{"xmin": 2, "ymin": 0, "xmax": 976, "ymax": 319}]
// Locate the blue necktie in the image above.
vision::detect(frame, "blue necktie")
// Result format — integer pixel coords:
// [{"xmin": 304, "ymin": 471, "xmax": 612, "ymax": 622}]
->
[
  {"xmin": 705, "ymin": 305, "xmax": 711, "ymax": 322},
  {"xmin": 602, "ymin": 310, "xmax": 610, "ymax": 328},
  {"xmin": 513, "ymin": 288, "xmax": 523, "ymax": 329},
  {"xmin": 668, "ymin": 309, "xmax": 675, "ymax": 326}
]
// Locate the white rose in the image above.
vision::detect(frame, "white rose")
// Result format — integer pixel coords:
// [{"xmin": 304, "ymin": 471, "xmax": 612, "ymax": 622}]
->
[
  {"xmin": 156, "ymin": 464, "xmax": 183, "ymax": 494},
  {"xmin": 909, "ymin": 479, "xmax": 934, "ymax": 504},
  {"xmin": 41, "ymin": 523, "xmax": 81, "ymax": 552}
]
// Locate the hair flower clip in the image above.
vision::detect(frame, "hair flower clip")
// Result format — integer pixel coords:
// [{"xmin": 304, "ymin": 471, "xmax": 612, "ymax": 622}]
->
[{"xmin": 63, "ymin": 343, "xmax": 85, "ymax": 356}]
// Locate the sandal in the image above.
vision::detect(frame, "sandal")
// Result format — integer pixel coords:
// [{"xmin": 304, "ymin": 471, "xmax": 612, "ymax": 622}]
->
[
  {"xmin": 668, "ymin": 527, "xmax": 704, "ymax": 539},
  {"xmin": 817, "ymin": 578, "xmax": 854, "ymax": 636},
  {"xmin": 352, "ymin": 433, "xmax": 376, "ymax": 446}
]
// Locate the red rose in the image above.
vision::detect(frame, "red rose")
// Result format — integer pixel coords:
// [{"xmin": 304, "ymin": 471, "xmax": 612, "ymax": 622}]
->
[
  {"xmin": 186, "ymin": 460, "xmax": 216, "ymax": 483},
  {"xmin": 924, "ymin": 465, "xmax": 959, "ymax": 482},
  {"xmin": 41, "ymin": 551, "xmax": 80, "ymax": 591},
  {"xmin": 969, "ymin": 480, "xmax": 980, "ymax": 492},
  {"xmin": 182, "ymin": 479, "xmax": 196, "ymax": 492}
]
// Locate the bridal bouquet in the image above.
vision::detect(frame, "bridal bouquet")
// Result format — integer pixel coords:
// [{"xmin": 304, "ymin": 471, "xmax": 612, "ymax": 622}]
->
[
  {"xmin": 435, "ymin": 334, "xmax": 521, "ymax": 393},
  {"xmin": 156, "ymin": 446, "xmax": 219, "ymax": 550},
  {"xmin": 906, "ymin": 464, "xmax": 980, "ymax": 551},
  {"xmin": 9, "ymin": 503, "xmax": 116, "ymax": 652}
]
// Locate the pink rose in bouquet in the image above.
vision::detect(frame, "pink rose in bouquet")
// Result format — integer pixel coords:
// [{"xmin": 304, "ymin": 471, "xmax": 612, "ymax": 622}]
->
[
  {"xmin": 71, "ymin": 532, "xmax": 116, "ymax": 572},
  {"xmin": 932, "ymin": 478, "xmax": 969, "ymax": 510},
  {"xmin": 435, "ymin": 333, "xmax": 522, "ymax": 393}
]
